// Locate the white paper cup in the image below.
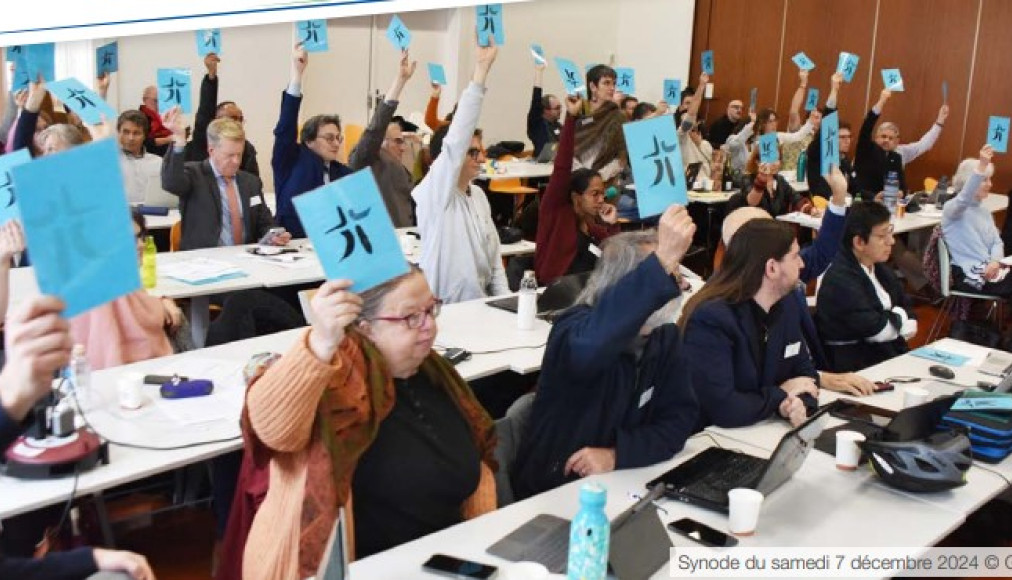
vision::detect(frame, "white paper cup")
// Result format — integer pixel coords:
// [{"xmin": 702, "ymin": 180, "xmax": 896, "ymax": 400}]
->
[
  {"xmin": 117, "ymin": 373, "xmax": 144, "ymax": 410},
  {"xmin": 835, "ymin": 430, "xmax": 866, "ymax": 471},
  {"xmin": 727, "ymin": 488, "xmax": 764, "ymax": 536},
  {"xmin": 903, "ymin": 387, "xmax": 929, "ymax": 409},
  {"xmin": 499, "ymin": 562, "xmax": 550, "ymax": 580}
]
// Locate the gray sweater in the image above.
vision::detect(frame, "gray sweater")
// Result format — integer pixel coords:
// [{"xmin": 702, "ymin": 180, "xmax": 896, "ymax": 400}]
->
[{"xmin": 348, "ymin": 99, "xmax": 415, "ymax": 227}]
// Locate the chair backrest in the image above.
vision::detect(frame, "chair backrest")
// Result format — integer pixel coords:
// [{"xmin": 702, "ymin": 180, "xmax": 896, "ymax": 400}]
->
[
  {"xmin": 924, "ymin": 177, "xmax": 939, "ymax": 193},
  {"xmin": 936, "ymin": 233, "xmax": 953, "ymax": 297},
  {"xmin": 493, "ymin": 391, "xmax": 536, "ymax": 507},
  {"xmin": 342, "ymin": 123, "xmax": 365, "ymax": 160},
  {"xmin": 169, "ymin": 221, "xmax": 182, "ymax": 252},
  {"xmin": 811, "ymin": 196, "xmax": 829, "ymax": 211},
  {"xmin": 298, "ymin": 288, "xmax": 318, "ymax": 326}
]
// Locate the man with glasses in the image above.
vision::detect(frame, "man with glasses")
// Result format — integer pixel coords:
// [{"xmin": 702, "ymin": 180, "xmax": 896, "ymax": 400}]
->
[
  {"xmin": 706, "ymin": 99, "xmax": 746, "ymax": 148},
  {"xmin": 272, "ymin": 43, "xmax": 353, "ymax": 238},
  {"xmin": 348, "ymin": 50, "xmax": 418, "ymax": 227},
  {"xmin": 527, "ymin": 59, "xmax": 562, "ymax": 157},
  {"xmin": 816, "ymin": 201, "xmax": 917, "ymax": 372},
  {"xmin": 412, "ymin": 36, "xmax": 507, "ymax": 304},
  {"xmin": 185, "ymin": 52, "xmax": 260, "ymax": 177}
]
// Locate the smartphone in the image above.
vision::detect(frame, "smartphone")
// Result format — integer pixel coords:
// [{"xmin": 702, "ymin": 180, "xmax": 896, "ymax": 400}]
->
[
  {"xmin": 668, "ymin": 518, "xmax": 738, "ymax": 548},
  {"xmin": 874, "ymin": 381, "xmax": 895, "ymax": 392},
  {"xmin": 443, "ymin": 348, "xmax": 471, "ymax": 365},
  {"xmin": 143, "ymin": 374, "xmax": 187, "ymax": 385},
  {"xmin": 421, "ymin": 554, "xmax": 498, "ymax": 579}
]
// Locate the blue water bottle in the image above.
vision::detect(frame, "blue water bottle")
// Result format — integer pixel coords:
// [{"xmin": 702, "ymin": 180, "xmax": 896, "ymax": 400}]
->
[
  {"xmin": 796, "ymin": 150, "xmax": 807, "ymax": 182},
  {"xmin": 567, "ymin": 483, "xmax": 609, "ymax": 580},
  {"xmin": 883, "ymin": 170, "xmax": 900, "ymax": 216}
]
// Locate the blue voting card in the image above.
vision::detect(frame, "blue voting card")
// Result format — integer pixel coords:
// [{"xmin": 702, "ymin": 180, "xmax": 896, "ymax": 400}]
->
[
  {"xmin": 663, "ymin": 79, "xmax": 682, "ymax": 106},
  {"xmin": 910, "ymin": 347, "xmax": 970, "ymax": 367},
  {"xmin": 95, "ymin": 42, "xmax": 118, "ymax": 76},
  {"xmin": 749, "ymin": 87, "xmax": 758, "ymax": 111},
  {"xmin": 792, "ymin": 51, "xmax": 815, "ymax": 71},
  {"xmin": 615, "ymin": 67, "xmax": 635, "ymax": 95},
  {"xmin": 48, "ymin": 78, "xmax": 118, "ymax": 126},
  {"xmin": 294, "ymin": 169, "xmax": 408, "ymax": 293},
  {"xmin": 942, "ymin": 80, "xmax": 949, "ymax": 104},
  {"xmin": 805, "ymin": 87, "xmax": 820, "ymax": 112},
  {"xmin": 988, "ymin": 116, "xmax": 1010, "ymax": 154},
  {"xmin": 10, "ymin": 138, "xmax": 140, "ymax": 318},
  {"xmin": 5, "ymin": 46, "xmax": 22, "ymax": 62},
  {"xmin": 427, "ymin": 63, "xmax": 447, "ymax": 86},
  {"xmin": 701, "ymin": 50, "xmax": 714, "ymax": 75},
  {"xmin": 25, "ymin": 43, "xmax": 55, "ymax": 83},
  {"xmin": 531, "ymin": 43, "xmax": 546, "ymax": 64},
  {"xmin": 157, "ymin": 68, "xmax": 192, "ymax": 114},
  {"xmin": 554, "ymin": 57, "xmax": 585, "ymax": 96},
  {"xmin": 758, "ymin": 133, "xmax": 779, "ymax": 164},
  {"xmin": 476, "ymin": 4, "xmax": 505, "ymax": 47},
  {"xmin": 196, "ymin": 29, "xmax": 221, "ymax": 56},
  {"xmin": 836, "ymin": 51, "xmax": 859, "ymax": 83},
  {"xmin": 623, "ymin": 115, "xmax": 688, "ymax": 218},
  {"xmin": 386, "ymin": 15, "xmax": 411, "ymax": 51},
  {"xmin": 296, "ymin": 20, "xmax": 329, "ymax": 52},
  {"xmin": 820, "ymin": 111, "xmax": 840, "ymax": 176},
  {"xmin": 952, "ymin": 395, "xmax": 1012, "ymax": 412},
  {"xmin": 0, "ymin": 149, "xmax": 31, "ymax": 226},
  {"xmin": 12, "ymin": 54, "xmax": 29, "ymax": 91},
  {"xmin": 881, "ymin": 68, "xmax": 904, "ymax": 91}
]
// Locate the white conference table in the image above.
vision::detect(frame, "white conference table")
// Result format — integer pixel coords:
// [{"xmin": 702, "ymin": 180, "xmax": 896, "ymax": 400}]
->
[
  {"xmin": 779, "ymin": 193, "xmax": 1008, "ymax": 234},
  {"xmin": 0, "ymin": 292, "xmax": 555, "ymax": 522},
  {"xmin": 352, "ymin": 432, "xmax": 963, "ymax": 579}
]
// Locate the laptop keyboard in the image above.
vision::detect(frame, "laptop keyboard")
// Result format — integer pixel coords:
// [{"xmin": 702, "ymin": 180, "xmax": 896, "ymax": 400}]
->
[
  {"xmin": 520, "ymin": 526, "xmax": 569, "ymax": 574},
  {"xmin": 680, "ymin": 454, "xmax": 765, "ymax": 501}
]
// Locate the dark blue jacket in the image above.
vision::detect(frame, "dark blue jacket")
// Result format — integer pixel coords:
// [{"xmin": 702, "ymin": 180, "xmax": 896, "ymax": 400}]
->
[
  {"xmin": 271, "ymin": 91, "xmax": 351, "ymax": 238},
  {"xmin": 797, "ymin": 205, "xmax": 846, "ymax": 370},
  {"xmin": 512, "ymin": 254, "xmax": 699, "ymax": 500},
  {"xmin": 683, "ymin": 295, "xmax": 819, "ymax": 430},
  {"xmin": 0, "ymin": 406, "xmax": 98, "ymax": 579}
]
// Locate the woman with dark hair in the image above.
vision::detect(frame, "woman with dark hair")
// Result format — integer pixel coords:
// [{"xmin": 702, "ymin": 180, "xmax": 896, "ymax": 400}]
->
[
  {"xmin": 535, "ymin": 95, "xmax": 619, "ymax": 285},
  {"xmin": 573, "ymin": 65, "xmax": 627, "ymax": 183},
  {"xmin": 241, "ymin": 267, "xmax": 496, "ymax": 579},
  {"xmin": 725, "ymin": 102, "xmax": 815, "ymax": 176},
  {"xmin": 680, "ymin": 219, "xmax": 819, "ymax": 429}
]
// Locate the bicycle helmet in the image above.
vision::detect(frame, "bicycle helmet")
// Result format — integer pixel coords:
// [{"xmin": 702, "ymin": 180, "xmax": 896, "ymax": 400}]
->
[{"xmin": 859, "ymin": 430, "xmax": 972, "ymax": 493}]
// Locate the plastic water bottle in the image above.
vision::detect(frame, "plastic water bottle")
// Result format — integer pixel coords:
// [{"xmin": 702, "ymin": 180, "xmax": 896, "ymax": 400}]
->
[
  {"xmin": 68, "ymin": 344, "xmax": 91, "ymax": 410},
  {"xmin": 883, "ymin": 171, "xmax": 900, "ymax": 216},
  {"xmin": 141, "ymin": 235, "xmax": 157, "ymax": 289},
  {"xmin": 934, "ymin": 175, "xmax": 950, "ymax": 209},
  {"xmin": 567, "ymin": 483, "xmax": 609, "ymax": 580},
  {"xmin": 517, "ymin": 270, "xmax": 538, "ymax": 331},
  {"xmin": 796, "ymin": 150, "xmax": 807, "ymax": 182}
]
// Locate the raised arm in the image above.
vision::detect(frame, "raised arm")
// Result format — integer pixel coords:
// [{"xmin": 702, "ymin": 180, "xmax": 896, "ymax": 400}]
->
[
  {"xmin": 272, "ymin": 44, "xmax": 307, "ymax": 181},
  {"xmin": 680, "ymin": 72, "xmax": 709, "ymax": 129},
  {"xmin": 96, "ymin": 72, "xmax": 110, "ymax": 101},
  {"xmin": 897, "ymin": 103, "xmax": 948, "ymax": 165},
  {"xmin": 12, "ymin": 77, "xmax": 46, "ymax": 154},
  {"xmin": 943, "ymin": 144, "xmax": 992, "ymax": 222},
  {"xmin": 187, "ymin": 53, "xmax": 220, "ymax": 162},
  {"xmin": 0, "ymin": 221, "xmax": 25, "ymax": 324},
  {"xmin": 526, "ymin": 61, "xmax": 546, "ymax": 143},
  {"xmin": 787, "ymin": 69, "xmax": 808, "ymax": 132},
  {"xmin": 825, "ymin": 72, "xmax": 842, "ymax": 110},
  {"xmin": 349, "ymin": 50, "xmax": 416, "ymax": 170},
  {"xmin": 540, "ymin": 96, "xmax": 581, "ymax": 212},
  {"xmin": 424, "ymin": 84, "xmax": 442, "ymax": 131},
  {"xmin": 160, "ymin": 107, "xmax": 194, "ymax": 196}
]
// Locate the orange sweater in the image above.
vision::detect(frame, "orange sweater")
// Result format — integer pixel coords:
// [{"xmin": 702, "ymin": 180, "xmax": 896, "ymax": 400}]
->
[
  {"xmin": 425, "ymin": 96, "xmax": 450, "ymax": 132},
  {"xmin": 242, "ymin": 331, "xmax": 495, "ymax": 580}
]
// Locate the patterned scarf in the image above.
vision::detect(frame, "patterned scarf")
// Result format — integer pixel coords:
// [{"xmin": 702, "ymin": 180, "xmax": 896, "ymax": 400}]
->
[{"xmin": 574, "ymin": 100, "xmax": 628, "ymax": 174}]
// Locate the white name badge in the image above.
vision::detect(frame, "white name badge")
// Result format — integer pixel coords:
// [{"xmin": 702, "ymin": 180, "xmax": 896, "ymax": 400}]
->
[
  {"xmin": 250, "ymin": 197, "xmax": 263, "ymax": 207},
  {"xmin": 588, "ymin": 243, "xmax": 602, "ymax": 257},
  {"xmin": 785, "ymin": 342, "xmax": 801, "ymax": 358}
]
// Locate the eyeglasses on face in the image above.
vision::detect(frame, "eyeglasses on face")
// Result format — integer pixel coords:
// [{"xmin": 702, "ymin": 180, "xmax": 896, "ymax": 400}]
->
[
  {"xmin": 386, "ymin": 137, "xmax": 406, "ymax": 145},
  {"xmin": 466, "ymin": 147, "xmax": 483, "ymax": 160},
  {"xmin": 317, "ymin": 133, "xmax": 344, "ymax": 144},
  {"xmin": 370, "ymin": 299, "xmax": 443, "ymax": 329}
]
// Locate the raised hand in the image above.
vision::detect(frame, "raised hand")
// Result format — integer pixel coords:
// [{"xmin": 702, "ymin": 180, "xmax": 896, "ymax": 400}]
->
[
  {"xmin": 307, "ymin": 279, "xmax": 363, "ymax": 362},
  {"xmin": 656, "ymin": 204, "xmax": 696, "ymax": 273}
]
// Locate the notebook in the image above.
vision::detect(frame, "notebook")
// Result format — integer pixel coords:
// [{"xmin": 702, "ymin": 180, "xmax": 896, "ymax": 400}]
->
[{"xmin": 647, "ymin": 405, "xmax": 832, "ymax": 513}]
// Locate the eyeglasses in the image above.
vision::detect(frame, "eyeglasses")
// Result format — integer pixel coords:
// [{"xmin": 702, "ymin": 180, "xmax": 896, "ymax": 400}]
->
[
  {"xmin": 466, "ymin": 147, "xmax": 483, "ymax": 160},
  {"xmin": 317, "ymin": 133, "xmax": 344, "ymax": 144},
  {"xmin": 386, "ymin": 137, "xmax": 406, "ymax": 145},
  {"xmin": 370, "ymin": 299, "xmax": 443, "ymax": 329}
]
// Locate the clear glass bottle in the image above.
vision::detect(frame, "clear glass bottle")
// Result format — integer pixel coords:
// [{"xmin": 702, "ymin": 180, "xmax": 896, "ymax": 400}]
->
[
  {"xmin": 883, "ymin": 170, "xmax": 900, "ymax": 216},
  {"xmin": 68, "ymin": 344, "xmax": 91, "ymax": 410}
]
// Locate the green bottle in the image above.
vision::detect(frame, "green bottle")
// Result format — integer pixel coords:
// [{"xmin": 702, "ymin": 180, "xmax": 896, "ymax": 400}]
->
[{"xmin": 141, "ymin": 236, "xmax": 157, "ymax": 289}]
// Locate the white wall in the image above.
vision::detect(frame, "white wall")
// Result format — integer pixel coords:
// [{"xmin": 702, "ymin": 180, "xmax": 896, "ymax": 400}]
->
[{"xmin": 99, "ymin": 0, "xmax": 694, "ymax": 187}]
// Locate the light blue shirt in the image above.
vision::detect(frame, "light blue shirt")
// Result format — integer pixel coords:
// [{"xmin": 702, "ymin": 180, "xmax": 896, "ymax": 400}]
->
[
  {"xmin": 942, "ymin": 171, "xmax": 1001, "ymax": 287},
  {"xmin": 210, "ymin": 161, "xmax": 245, "ymax": 247}
]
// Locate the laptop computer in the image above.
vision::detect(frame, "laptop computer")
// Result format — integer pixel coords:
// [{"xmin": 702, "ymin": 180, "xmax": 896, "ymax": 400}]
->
[
  {"xmin": 486, "ymin": 272, "xmax": 589, "ymax": 320},
  {"xmin": 647, "ymin": 405, "xmax": 833, "ymax": 513},
  {"xmin": 535, "ymin": 141, "xmax": 558, "ymax": 164},
  {"xmin": 980, "ymin": 350, "xmax": 1012, "ymax": 379},
  {"xmin": 814, "ymin": 395, "xmax": 959, "ymax": 456},
  {"xmin": 487, "ymin": 483, "xmax": 671, "ymax": 579}
]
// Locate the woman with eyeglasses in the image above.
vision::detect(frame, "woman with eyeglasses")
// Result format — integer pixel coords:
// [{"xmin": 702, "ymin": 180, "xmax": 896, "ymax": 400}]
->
[
  {"xmin": 241, "ymin": 267, "xmax": 496, "ymax": 579},
  {"xmin": 272, "ymin": 43, "xmax": 353, "ymax": 239}
]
